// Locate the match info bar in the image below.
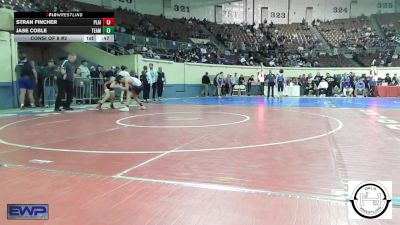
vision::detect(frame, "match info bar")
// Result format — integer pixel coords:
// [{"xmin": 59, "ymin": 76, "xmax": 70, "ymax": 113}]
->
[{"xmin": 14, "ymin": 12, "xmax": 114, "ymax": 42}]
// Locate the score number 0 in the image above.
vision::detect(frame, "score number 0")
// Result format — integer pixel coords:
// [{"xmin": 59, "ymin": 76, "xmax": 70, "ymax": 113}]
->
[{"xmin": 102, "ymin": 18, "xmax": 115, "ymax": 26}]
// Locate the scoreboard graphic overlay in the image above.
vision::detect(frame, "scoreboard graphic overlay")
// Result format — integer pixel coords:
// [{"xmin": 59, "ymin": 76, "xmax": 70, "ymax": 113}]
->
[{"xmin": 14, "ymin": 12, "xmax": 114, "ymax": 42}]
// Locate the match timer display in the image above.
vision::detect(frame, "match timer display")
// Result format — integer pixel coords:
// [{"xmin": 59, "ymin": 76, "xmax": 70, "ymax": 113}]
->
[{"xmin": 14, "ymin": 12, "xmax": 115, "ymax": 42}]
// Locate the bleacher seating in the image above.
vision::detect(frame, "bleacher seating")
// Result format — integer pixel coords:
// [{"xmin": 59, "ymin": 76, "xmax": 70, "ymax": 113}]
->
[
  {"xmin": 373, "ymin": 13, "xmax": 400, "ymax": 42},
  {"xmin": 3, "ymin": 0, "xmax": 398, "ymax": 68},
  {"xmin": 205, "ymin": 22, "xmax": 264, "ymax": 51},
  {"xmin": 267, "ymin": 23, "xmax": 323, "ymax": 51},
  {"xmin": 317, "ymin": 17, "xmax": 381, "ymax": 49}
]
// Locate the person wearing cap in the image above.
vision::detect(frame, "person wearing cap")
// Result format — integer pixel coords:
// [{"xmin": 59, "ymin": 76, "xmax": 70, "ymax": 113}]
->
[{"xmin": 105, "ymin": 66, "xmax": 117, "ymax": 79}]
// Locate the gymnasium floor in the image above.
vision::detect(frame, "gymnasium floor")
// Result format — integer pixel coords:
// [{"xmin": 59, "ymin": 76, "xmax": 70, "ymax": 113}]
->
[{"xmin": 0, "ymin": 97, "xmax": 399, "ymax": 224}]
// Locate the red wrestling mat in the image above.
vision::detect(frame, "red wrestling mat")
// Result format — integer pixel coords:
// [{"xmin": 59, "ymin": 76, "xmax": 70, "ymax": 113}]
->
[{"xmin": 1, "ymin": 104, "xmax": 399, "ymax": 224}]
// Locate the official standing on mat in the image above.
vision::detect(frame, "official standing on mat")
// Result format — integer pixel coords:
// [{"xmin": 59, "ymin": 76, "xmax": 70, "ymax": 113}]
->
[
  {"xmin": 266, "ymin": 70, "xmax": 276, "ymax": 98},
  {"xmin": 55, "ymin": 53, "xmax": 77, "ymax": 111},
  {"xmin": 277, "ymin": 69, "xmax": 285, "ymax": 101},
  {"xmin": 157, "ymin": 67, "xmax": 166, "ymax": 101},
  {"xmin": 202, "ymin": 72, "xmax": 211, "ymax": 97}
]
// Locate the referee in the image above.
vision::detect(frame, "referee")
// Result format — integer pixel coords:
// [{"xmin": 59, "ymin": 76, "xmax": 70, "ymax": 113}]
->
[{"xmin": 55, "ymin": 53, "xmax": 77, "ymax": 111}]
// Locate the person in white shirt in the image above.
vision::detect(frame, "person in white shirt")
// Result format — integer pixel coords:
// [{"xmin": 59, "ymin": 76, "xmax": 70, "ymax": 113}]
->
[
  {"xmin": 115, "ymin": 75, "xmax": 146, "ymax": 112},
  {"xmin": 317, "ymin": 79, "xmax": 329, "ymax": 97},
  {"xmin": 146, "ymin": 63, "xmax": 158, "ymax": 101},
  {"xmin": 257, "ymin": 72, "xmax": 265, "ymax": 95},
  {"xmin": 118, "ymin": 65, "xmax": 130, "ymax": 103},
  {"xmin": 231, "ymin": 73, "xmax": 238, "ymax": 87},
  {"xmin": 78, "ymin": 60, "xmax": 91, "ymax": 101},
  {"xmin": 240, "ymin": 56, "xmax": 246, "ymax": 65}
]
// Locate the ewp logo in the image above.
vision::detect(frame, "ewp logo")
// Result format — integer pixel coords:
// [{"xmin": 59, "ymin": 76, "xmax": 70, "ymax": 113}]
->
[{"xmin": 7, "ymin": 204, "xmax": 49, "ymax": 220}]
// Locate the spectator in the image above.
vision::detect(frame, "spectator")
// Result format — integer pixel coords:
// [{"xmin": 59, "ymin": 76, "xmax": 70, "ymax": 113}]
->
[
  {"xmin": 74, "ymin": 67, "xmax": 85, "ymax": 104},
  {"xmin": 157, "ymin": 67, "xmax": 166, "ymax": 100},
  {"xmin": 147, "ymin": 63, "xmax": 158, "ymax": 101},
  {"xmin": 392, "ymin": 74, "xmax": 398, "ymax": 86},
  {"xmin": 317, "ymin": 78, "xmax": 328, "ymax": 97},
  {"xmin": 325, "ymin": 73, "xmax": 335, "ymax": 97},
  {"xmin": 258, "ymin": 72, "xmax": 265, "ymax": 95},
  {"xmin": 216, "ymin": 72, "xmax": 224, "ymax": 97},
  {"xmin": 32, "ymin": 61, "xmax": 43, "ymax": 107},
  {"xmin": 15, "ymin": 53, "xmax": 37, "ymax": 109},
  {"xmin": 78, "ymin": 60, "xmax": 91, "ymax": 103},
  {"xmin": 238, "ymin": 74, "xmax": 245, "ymax": 85},
  {"xmin": 299, "ymin": 74, "xmax": 307, "ymax": 96},
  {"xmin": 201, "ymin": 72, "xmax": 211, "ymax": 97},
  {"xmin": 305, "ymin": 78, "xmax": 315, "ymax": 96},
  {"xmin": 226, "ymin": 74, "xmax": 233, "ymax": 96},
  {"xmin": 42, "ymin": 59, "xmax": 58, "ymax": 107},
  {"xmin": 238, "ymin": 74, "xmax": 245, "ymax": 96},
  {"xmin": 355, "ymin": 78, "xmax": 367, "ymax": 97},
  {"xmin": 384, "ymin": 73, "xmax": 392, "ymax": 84},
  {"xmin": 332, "ymin": 85, "xmax": 341, "ymax": 97},
  {"xmin": 342, "ymin": 78, "xmax": 354, "ymax": 97},
  {"xmin": 91, "ymin": 65, "xmax": 105, "ymax": 101},
  {"xmin": 231, "ymin": 73, "xmax": 239, "ymax": 88},
  {"xmin": 105, "ymin": 66, "xmax": 117, "ymax": 79},
  {"xmin": 247, "ymin": 75, "xmax": 255, "ymax": 95}
]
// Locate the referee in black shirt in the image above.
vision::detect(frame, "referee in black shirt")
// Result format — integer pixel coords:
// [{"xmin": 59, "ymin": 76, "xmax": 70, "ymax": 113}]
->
[{"xmin": 55, "ymin": 53, "xmax": 77, "ymax": 111}]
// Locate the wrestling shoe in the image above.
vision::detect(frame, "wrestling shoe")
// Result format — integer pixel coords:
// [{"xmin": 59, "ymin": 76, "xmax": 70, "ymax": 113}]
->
[
  {"xmin": 96, "ymin": 102, "xmax": 102, "ymax": 110},
  {"xmin": 119, "ymin": 106, "xmax": 130, "ymax": 112}
]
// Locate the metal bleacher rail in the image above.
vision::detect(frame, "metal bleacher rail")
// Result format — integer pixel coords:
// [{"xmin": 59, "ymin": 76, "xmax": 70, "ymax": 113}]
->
[
  {"xmin": 115, "ymin": 32, "xmax": 193, "ymax": 50},
  {"xmin": 43, "ymin": 77, "xmax": 109, "ymax": 107}
]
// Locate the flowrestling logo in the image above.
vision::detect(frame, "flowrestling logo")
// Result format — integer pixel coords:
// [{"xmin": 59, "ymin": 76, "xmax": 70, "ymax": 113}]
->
[
  {"xmin": 7, "ymin": 204, "xmax": 48, "ymax": 220},
  {"xmin": 348, "ymin": 181, "xmax": 392, "ymax": 219}
]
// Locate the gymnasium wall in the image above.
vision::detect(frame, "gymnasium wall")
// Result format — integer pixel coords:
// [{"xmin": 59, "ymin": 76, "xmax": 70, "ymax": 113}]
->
[
  {"xmin": 60, "ymin": 43, "xmax": 137, "ymax": 71},
  {"xmin": 75, "ymin": 0, "xmax": 397, "ymax": 24},
  {"xmin": 0, "ymin": 32, "xmax": 19, "ymax": 109},
  {"xmin": 0, "ymin": 8, "xmax": 18, "ymax": 109},
  {"xmin": 75, "ymin": 0, "xmax": 216, "ymax": 22},
  {"xmin": 134, "ymin": 55, "xmax": 400, "ymax": 98}
]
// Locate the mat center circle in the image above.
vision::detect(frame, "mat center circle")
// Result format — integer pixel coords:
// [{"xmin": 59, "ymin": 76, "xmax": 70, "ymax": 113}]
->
[{"xmin": 116, "ymin": 112, "xmax": 250, "ymax": 128}]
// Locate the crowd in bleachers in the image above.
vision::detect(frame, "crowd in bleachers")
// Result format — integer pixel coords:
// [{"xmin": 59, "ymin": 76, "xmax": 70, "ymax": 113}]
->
[
  {"xmin": 2, "ymin": 0, "xmax": 400, "ymax": 68},
  {"xmin": 374, "ymin": 13, "xmax": 400, "ymax": 43},
  {"xmin": 200, "ymin": 70, "xmax": 399, "ymax": 98},
  {"xmin": 317, "ymin": 17, "xmax": 385, "ymax": 50}
]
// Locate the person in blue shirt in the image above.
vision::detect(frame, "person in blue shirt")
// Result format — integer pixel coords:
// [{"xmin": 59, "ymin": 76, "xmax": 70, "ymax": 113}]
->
[
  {"xmin": 277, "ymin": 69, "xmax": 285, "ymax": 101},
  {"xmin": 216, "ymin": 72, "xmax": 224, "ymax": 98},
  {"xmin": 355, "ymin": 78, "xmax": 366, "ymax": 97},
  {"xmin": 342, "ymin": 78, "xmax": 354, "ymax": 97}
]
